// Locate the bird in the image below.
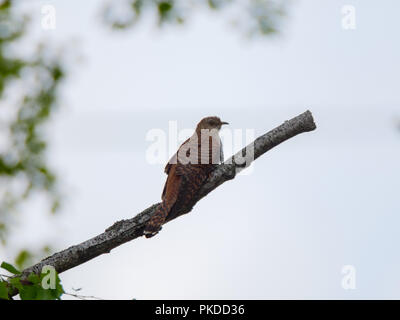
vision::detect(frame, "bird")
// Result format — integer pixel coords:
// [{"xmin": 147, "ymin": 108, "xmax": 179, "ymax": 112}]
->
[{"xmin": 144, "ymin": 116, "xmax": 229, "ymax": 238}]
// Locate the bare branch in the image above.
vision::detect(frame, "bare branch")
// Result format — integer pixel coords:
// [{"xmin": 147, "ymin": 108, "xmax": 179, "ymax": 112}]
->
[{"xmin": 13, "ymin": 110, "xmax": 316, "ymax": 288}]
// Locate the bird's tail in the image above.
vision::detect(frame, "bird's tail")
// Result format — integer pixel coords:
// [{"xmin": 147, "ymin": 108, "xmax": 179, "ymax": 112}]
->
[{"xmin": 143, "ymin": 202, "xmax": 170, "ymax": 238}]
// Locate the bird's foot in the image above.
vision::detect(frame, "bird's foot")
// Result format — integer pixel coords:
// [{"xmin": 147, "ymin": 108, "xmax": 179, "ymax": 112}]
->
[{"xmin": 143, "ymin": 226, "xmax": 162, "ymax": 238}]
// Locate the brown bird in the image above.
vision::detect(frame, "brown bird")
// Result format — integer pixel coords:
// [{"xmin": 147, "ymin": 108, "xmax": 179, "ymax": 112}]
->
[{"xmin": 144, "ymin": 116, "xmax": 229, "ymax": 238}]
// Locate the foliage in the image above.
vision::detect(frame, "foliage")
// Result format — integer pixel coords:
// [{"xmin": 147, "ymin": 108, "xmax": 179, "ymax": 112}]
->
[
  {"xmin": 102, "ymin": 0, "xmax": 287, "ymax": 37},
  {"xmin": 0, "ymin": 261, "xmax": 64, "ymax": 300},
  {"xmin": 0, "ymin": 0, "xmax": 65, "ymax": 244}
]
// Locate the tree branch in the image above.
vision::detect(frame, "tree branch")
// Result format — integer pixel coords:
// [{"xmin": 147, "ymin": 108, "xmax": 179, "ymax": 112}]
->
[{"xmin": 15, "ymin": 110, "xmax": 316, "ymax": 284}]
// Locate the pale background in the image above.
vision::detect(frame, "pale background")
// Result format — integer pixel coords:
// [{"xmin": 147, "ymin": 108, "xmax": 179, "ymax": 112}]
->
[{"xmin": 2, "ymin": 0, "xmax": 400, "ymax": 299}]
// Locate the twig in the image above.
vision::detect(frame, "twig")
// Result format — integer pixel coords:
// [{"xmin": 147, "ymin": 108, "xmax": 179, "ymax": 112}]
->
[{"xmin": 64, "ymin": 292, "xmax": 105, "ymax": 300}]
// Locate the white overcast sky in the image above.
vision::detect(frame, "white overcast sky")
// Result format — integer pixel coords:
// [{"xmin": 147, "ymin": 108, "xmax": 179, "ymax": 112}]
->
[{"xmin": 2, "ymin": 0, "xmax": 400, "ymax": 299}]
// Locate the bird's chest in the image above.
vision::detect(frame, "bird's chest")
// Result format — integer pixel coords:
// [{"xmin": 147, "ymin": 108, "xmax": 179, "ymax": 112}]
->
[
  {"xmin": 178, "ymin": 132, "xmax": 221, "ymax": 165},
  {"xmin": 198, "ymin": 134, "xmax": 221, "ymax": 165}
]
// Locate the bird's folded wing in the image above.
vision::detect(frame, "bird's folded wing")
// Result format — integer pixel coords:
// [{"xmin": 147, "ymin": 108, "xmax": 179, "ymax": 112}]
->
[{"xmin": 164, "ymin": 137, "xmax": 191, "ymax": 174}]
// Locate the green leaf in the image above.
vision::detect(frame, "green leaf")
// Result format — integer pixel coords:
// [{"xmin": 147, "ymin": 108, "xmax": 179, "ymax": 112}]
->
[
  {"xmin": 0, "ymin": 0, "xmax": 11, "ymax": 11},
  {"xmin": 9, "ymin": 277, "xmax": 23, "ymax": 290},
  {"xmin": 27, "ymin": 273, "xmax": 40, "ymax": 285},
  {"xmin": 158, "ymin": 1, "xmax": 172, "ymax": 14},
  {"xmin": 6, "ymin": 269, "xmax": 65, "ymax": 300},
  {"xmin": 0, "ymin": 281, "xmax": 9, "ymax": 300},
  {"xmin": 15, "ymin": 250, "xmax": 33, "ymax": 270},
  {"xmin": 35, "ymin": 286, "xmax": 56, "ymax": 300},
  {"xmin": 40, "ymin": 269, "xmax": 64, "ymax": 299},
  {"xmin": 19, "ymin": 284, "xmax": 38, "ymax": 300},
  {"xmin": 0, "ymin": 261, "xmax": 21, "ymax": 274},
  {"xmin": 158, "ymin": 1, "xmax": 172, "ymax": 21}
]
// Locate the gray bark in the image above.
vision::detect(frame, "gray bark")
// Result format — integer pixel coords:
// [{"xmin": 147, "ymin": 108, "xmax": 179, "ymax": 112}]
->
[{"xmin": 16, "ymin": 110, "xmax": 316, "ymax": 281}]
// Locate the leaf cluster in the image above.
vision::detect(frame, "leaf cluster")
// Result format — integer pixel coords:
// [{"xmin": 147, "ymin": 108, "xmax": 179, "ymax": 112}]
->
[
  {"xmin": 102, "ymin": 0, "xmax": 287, "ymax": 37},
  {"xmin": 0, "ymin": 261, "xmax": 64, "ymax": 300},
  {"xmin": 0, "ymin": 0, "xmax": 65, "ymax": 243}
]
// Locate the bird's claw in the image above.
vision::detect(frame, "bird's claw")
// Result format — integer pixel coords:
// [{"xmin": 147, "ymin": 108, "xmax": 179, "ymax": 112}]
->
[{"xmin": 143, "ymin": 226, "xmax": 162, "ymax": 238}]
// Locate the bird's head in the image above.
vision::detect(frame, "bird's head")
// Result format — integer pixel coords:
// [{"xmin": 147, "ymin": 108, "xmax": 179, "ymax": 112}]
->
[{"xmin": 196, "ymin": 116, "xmax": 229, "ymax": 132}]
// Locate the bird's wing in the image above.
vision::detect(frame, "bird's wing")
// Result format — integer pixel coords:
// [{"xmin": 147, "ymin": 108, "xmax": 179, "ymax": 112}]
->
[
  {"xmin": 145, "ymin": 164, "xmax": 183, "ymax": 237},
  {"xmin": 164, "ymin": 137, "xmax": 191, "ymax": 174},
  {"xmin": 162, "ymin": 137, "xmax": 192, "ymax": 200},
  {"xmin": 161, "ymin": 164, "xmax": 183, "ymax": 220},
  {"xmin": 164, "ymin": 156, "xmax": 175, "ymax": 175}
]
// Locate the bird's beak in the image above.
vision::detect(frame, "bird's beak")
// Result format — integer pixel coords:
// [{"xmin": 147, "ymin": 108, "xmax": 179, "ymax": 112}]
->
[{"xmin": 221, "ymin": 121, "xmax": 229, "ymax": 125}]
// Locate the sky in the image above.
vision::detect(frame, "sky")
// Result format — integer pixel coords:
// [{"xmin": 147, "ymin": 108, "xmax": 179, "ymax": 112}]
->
[{"xmin": 1, "ymin": 0, "xmax": 400, "ymax": 299}]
